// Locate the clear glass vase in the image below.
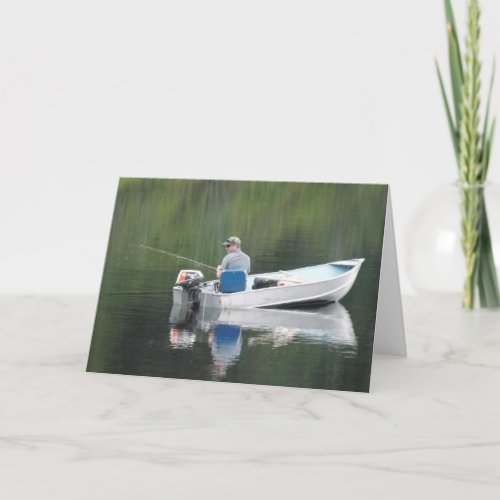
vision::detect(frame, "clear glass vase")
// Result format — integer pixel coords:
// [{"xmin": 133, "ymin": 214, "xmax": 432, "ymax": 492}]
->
[{"xmin": 406, "ymin": 182, "xmax": 500, "ymax": 309}]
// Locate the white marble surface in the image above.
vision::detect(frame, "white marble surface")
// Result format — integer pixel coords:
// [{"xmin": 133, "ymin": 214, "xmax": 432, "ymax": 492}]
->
[{"xmin": 1, "ymin": 295, "xmax": 499, "ymax": 499}]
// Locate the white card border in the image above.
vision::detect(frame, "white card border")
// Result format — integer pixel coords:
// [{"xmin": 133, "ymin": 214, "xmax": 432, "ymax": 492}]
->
[{"xmin": 373, "ymin": 187, "xmax": 407, "ymax": 356}]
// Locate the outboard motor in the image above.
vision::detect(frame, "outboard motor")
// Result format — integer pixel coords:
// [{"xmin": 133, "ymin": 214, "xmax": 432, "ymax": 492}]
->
[
  {"xmin": 174, "ymin": 270, "xmax": 205, "ymax": 308},
  {"xmin": 175, "ymin": 270, "xmax": 205, "ymax": 288}
]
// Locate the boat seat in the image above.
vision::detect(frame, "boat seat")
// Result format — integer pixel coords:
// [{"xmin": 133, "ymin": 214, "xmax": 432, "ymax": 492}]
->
[{"xmin": 220, "ymin": 269, "xmax": 247, "ymax": 293}]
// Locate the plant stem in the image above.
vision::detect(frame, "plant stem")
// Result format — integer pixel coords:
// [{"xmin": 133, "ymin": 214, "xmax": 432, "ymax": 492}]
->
[{"xmin": 460, "ymin": 184, "xmax": 483, "ymax": 309}]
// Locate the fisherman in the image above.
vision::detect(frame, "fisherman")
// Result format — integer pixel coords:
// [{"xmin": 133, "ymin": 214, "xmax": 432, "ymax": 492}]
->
[{"xmin": 216, "ymin": 236, "xmax": 251, "ymax": 278}]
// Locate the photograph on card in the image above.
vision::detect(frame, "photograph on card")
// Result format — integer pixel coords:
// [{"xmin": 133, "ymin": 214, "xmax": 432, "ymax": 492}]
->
[{"xmin": 87, "ymin": 178, "xmax": 388, "ymax": 392}]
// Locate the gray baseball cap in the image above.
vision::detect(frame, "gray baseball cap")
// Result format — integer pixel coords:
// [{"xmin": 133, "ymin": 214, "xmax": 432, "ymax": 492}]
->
[{"xmin": 222, "ymin": 236, "xmax": 241, "ymax": 246}]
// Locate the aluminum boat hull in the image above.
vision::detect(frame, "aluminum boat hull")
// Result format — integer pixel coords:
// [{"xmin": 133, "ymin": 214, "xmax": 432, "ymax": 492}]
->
[{"xmin": 172, "ymin": 258, "xmax": 364, "ymax": 310}]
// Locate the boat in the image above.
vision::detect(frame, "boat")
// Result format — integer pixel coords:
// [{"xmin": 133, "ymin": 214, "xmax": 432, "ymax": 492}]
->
[{"xmin": 172, "ymin": 258, "xmax": 364, "ymax": 310}]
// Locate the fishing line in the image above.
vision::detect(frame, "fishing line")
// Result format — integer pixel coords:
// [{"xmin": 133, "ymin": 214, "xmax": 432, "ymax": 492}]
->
[{"xmin": 139, "ymin": 244, "xmax": 217, "ymax": 271}]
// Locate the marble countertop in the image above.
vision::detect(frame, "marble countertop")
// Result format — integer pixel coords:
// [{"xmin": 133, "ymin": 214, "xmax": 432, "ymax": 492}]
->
[{"xmin": 1, "ymin": 295, "xmax": 499, "ymax": 499}]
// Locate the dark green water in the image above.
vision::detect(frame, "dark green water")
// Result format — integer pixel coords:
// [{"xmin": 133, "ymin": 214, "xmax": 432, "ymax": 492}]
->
[{"xmin": 87, "ymin": 178, "xmax": 387, "ymax": 392}]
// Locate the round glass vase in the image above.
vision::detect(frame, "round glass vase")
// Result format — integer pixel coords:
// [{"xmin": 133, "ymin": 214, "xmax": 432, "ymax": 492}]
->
[{"xmin": 406, "ymin": 181, "xmax": 500, "ymax": 309}]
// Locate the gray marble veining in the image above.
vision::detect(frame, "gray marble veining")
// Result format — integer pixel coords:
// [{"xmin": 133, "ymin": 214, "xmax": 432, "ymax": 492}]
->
[{"xmin": 0, "ymin": 295, "xmax": 499, "ymax": 499}]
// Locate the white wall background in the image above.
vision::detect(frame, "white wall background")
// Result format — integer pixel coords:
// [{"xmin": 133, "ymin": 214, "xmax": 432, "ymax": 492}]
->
[{"xmin": 1, "ymin": 0, "xmax": 499, "ymax": 294}]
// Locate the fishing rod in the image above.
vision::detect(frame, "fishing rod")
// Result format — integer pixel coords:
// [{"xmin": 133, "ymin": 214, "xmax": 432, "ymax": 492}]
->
[{"xmin": 139, "ymin": 244, "xmax": 217, "ymax": 271}]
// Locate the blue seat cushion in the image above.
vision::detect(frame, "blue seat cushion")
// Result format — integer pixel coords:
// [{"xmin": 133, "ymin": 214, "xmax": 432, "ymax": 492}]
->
[{"xmin": 220, "ymin": 269, "xmax": 247, "ymax": 293}]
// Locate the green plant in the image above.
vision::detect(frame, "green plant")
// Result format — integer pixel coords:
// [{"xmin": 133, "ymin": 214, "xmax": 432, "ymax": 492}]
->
[{"xmin": 435, "ymin": 0, "xmax": 500, "ymax": 309}]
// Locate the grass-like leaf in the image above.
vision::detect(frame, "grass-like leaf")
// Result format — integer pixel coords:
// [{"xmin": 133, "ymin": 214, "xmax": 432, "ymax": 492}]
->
[
  {"xmin": 445, "ymin": 0, "xmax": 464, "ymax": 129},
  {"xmin": 481, "ymin": 58, "xmax": 495, "ymax": 175},
  {"xmin": 477, "ymin": 205, "xmax": 500, "ymax": 307},
  {"xmin": 435, "ymin": 59, "xmax": 460, "ymax": 163},
  {"xmin": 445, "ymin": 0, "xmax": 460, "ymax": 37},
  {"xmin": 483, "ymin": 117, "xmax": 496, "ymax": 180}
]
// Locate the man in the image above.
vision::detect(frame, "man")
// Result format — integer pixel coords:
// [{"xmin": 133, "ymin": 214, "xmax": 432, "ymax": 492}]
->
[{"xmin": 216, "ymin": 236, "xmax": 251, "ymax": 278}]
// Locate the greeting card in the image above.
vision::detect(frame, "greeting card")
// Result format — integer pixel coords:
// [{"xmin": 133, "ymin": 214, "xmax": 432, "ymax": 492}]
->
[{"xmin": 87, "ymin": 178, "xmax": 405, "ymax": 392}]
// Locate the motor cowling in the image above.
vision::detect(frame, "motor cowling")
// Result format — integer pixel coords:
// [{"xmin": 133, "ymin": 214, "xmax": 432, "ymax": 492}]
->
[{"xmin": 175, "ymin": 269, "xmax": 205, "ymax": 289}]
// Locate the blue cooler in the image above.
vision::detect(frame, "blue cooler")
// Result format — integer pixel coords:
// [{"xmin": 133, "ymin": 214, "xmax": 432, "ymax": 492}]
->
[{"xmin": 220, "ymin": 270, "xmax": 247, "ymax": 293}]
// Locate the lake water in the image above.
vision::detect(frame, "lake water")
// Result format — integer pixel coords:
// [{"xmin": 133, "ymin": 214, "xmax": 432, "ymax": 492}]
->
[{"xmin": 87, "ymin": 179, "xmax": 386, "ymax": 392}]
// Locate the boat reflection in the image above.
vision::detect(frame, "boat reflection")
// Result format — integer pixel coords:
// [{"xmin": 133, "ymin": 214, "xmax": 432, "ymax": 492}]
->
[{"xmin": 168, "ymin": 303, "xmax": 356, "ymax": 379}]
